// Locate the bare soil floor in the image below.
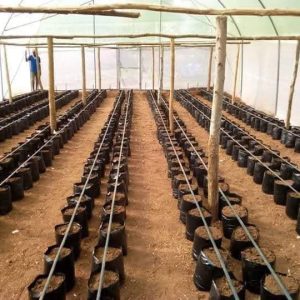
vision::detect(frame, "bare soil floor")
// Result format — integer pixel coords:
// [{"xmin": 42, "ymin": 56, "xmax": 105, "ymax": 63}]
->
[
  {"xmin": 0, "ymin": 95, "xmax": 81, "ymax": 156},
  {"xmin": 173, "ymin": 96, "xmax": 300, "ymax": 282},
  {"xmin": 0, "ymin": 91, "xmax": 116, "ymax": 299}
]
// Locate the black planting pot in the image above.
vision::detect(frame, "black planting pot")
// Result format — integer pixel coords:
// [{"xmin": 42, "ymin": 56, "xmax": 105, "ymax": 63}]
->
[
  {"xmin": 16, "ymin": 167, "xmax": 33, "ymax": 190},
  {"xmin": 297, "ymin": 207, "xmax": 300, "ymax": 235},
  {"xmin": 273, "ymin": 180, "xmax": 293, "ymax": 206},
  {"xmin": 91, "ymin": 245, "xmax": 125, "ymax": 283},
  {"xmin": 67, "ymin": 194, "xmax": 94, "ymax": 220},
  {"xmin": 44, "ymin": 245, "xmax": 75, "ymax": 291},
  {"xmin": 73, "ymin": 181, "xmax": 98, "ymax": 200},
  {"xmin": 26, "ymin": 157, "xmax": 40, "ymax": 182},
  {"xmin": 219, "ymin": 193, "xmax": 242, "ymax": 220},
  {"xmin": 87, "ymin": 270, "xmax": 120, "ymax": 300},
  {"xmin": 237, "ymin": 150, "xmax": 249, "ymax": 168},
  {"xmin": 61, "ymin": 205, "xmax": 89, "ymax": 238},
  {"xmin": 98, "ymin": 222, "xmax": 127, "ymax": 256},
  {"xmin": 192, "ymin": 226, "xmax": 222, "ymax": 260},
  {"xmin": 179, "ymin": 194, "xmax": 202, "ymax": 224},
  {"xmin": 241, "ymin": 247, "xmax": 276, "ymax": 294},
  {"xmin": 7, "ymin": 176, "xmax": 24, "ymax": 201},
  {"xmin": 193, "ymin": 247, "xmax": 229, "ymax": 291},
  {"xmin": 280, "ymin": 162, "xmax": 296, "ymax": 180},
  {"xmin": 262, "ymin": 170, "xmax": 280, "ymax": 195},
  {"xmin": 0, "ymin": 184, "xmax": 12, "ymax": 215},
  {"xmin": 41, "ymin": 149, "xmax": 53, "ymax": 167},
  {"xmin": 101, "ymin": 204, "xmax": 126, "ymax": 224},
  {"xmin": 260, "ymin": 273, "xmax": 299, "ymax": 300},
  {"xmin": 186, "ymin": 208, "xmax": 212, "ymax": 241},
  {"xmin": 36, "ymin": 155, "xmax": 46, "ymax": 173},
  {"xmin": 55, "ymin": 222, "xmax": 82, "ymax": 260},
  {"xmin": 27, "ymin": 273, "xmax": 66, "ymax": 300},
  {"xmin": 286, "ymin": 192, "xmax": 300, "ymax": 220},
  {"xmin": 253, "ymin": 162, "xmax": 267, "ymax": 184},
  {"xmin": 106, "ymin": 191, "xmax": 128, "ymax": 207}
]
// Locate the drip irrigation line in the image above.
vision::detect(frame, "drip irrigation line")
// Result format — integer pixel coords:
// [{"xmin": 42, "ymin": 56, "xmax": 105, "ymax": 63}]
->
[
  {"xmin": 39, "ymin": 90, "xmax": 125, "ymax": 300},
  {"xmin": 0, "ymin": 91, "xmax": 74, "ymax": 163},
  {"xmin": 96, "ymin": 90, "xmax": 132, "ymax": 300},
  {"xmin": 172, "ymin": 91, "xmax": 294, "ymax": 299},
  {"xmin": 0, "ymin": 90, "xmax": 103, "ymax": 187},
  {"xmin": 201, "ymin": 88, "xmax": 300, "ymax": 140},
  {"xmin": 193, "ymin": 90, "xmax": 300, "ymax": 173},
  {"xmin": 148, "ymin": 91, "xmax": 239, "ymax": 300},
  {"xmin": 178, "ymin": 91, "xmax": 300, "ymax": 197}
]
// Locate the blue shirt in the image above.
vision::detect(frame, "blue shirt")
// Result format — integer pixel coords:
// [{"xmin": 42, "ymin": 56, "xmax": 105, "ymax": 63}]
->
[{"xmin": 27, "ymin": 55, "xmax": 40, "ymax": 73}]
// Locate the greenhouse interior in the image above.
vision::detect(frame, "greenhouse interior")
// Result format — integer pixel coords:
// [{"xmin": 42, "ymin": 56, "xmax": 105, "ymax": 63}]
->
[{"xmin": 0, "ymin": 1, "xmax": 300, "ymax": 299}]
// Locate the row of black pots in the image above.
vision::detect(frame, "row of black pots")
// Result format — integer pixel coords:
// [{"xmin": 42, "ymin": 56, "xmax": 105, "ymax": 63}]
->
[
  {"xmin": 0, "ymin": 90, "xmax": 48, "ymax": 117},
  {"xmin": 89, "ymin": 91, "xmax": 133, "ymax": 300},
  {"xmin": 27, "ymin": 90, "xmax": 127, "ymax": 300},
  {"xmin": 176, "ymin": 90, "xmax": 300, "ymax": 230},
  {"xmin": 0, "ymin": 90, "xmax": 79, "ymax": 143},
  {"xmin": 0, "ymin": 90, "xmax": 107, "ymax": 216},
  {"xmin": 166, "ymin": 91, "xmax": 299, "ymax": 299},
  {"xmin": 200, "ymin": 88, "xmax": 300, "ymax": 153}
]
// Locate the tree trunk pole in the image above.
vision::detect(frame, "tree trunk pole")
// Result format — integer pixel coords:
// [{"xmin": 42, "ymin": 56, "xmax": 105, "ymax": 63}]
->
[
  {"xmin": 157, "ymin": 45, "xmax": 164, "ymax": 105},
  {"xmin": 116, "ymin": 48, "xmax": 120, "ymax": 89},
  {"xmin": 47, "ymin": 37, "xmax": 57, "ymax": 133},
  {"xmin": 98, "ymin": 47, "xmax": 101, "ymax": 90},
  {"xmin": 35, "ymin": 47, "xmax": 44, "ymax": 90},
  {"xmin": 81, "ymin": 45, "xmax": 87, "ymax": 105},
  {"xmin": 208, "ymin": 16, "xmax": 227, "ymax": 221},
  {"xmin": 139, "ymin": 46, "xmax": 142, "ymax": 89},
  {"xmin": 152, "ymin": 46, "xmax": 155, "ymax": 90},
  {"xmin": 3, "ymin": 45, "xmax": 13, "ymax": 103},
  {"xmin": 232, "ymin": 44, "xmax": 240, "ymax": 103},
  {"xmin": 169, "ymin": 38, "xmax": 175, "ymax": 134},
  {"xmin": 207, "ymin": 46, "xmax": 213, "ymax": 91},
  {"xmin": 285, "ymin": 40, "xmax": 300, "ymax": 129}
]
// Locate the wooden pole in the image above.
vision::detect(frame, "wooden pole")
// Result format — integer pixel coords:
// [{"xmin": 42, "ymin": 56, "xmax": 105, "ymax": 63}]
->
[
  {"xmin": 208, "ymin": 16, "xmax": 227, "ymax": 221},
  {"xmin": 116, "ymin": 48, "xmax": 120, "ymax": 89},
  {"xmin": 152, "ymin": 46, "xmax": 155, "ymax": 90},
  {"xmin": 3, "ymin": 45, "xmax": 12, "ymax": 103},
  {"xmin": 139, "ymin": 47, "xmax": 142, "ymax": 90},
  {"xmin": 169, "ymin": 38, "xmax": 175, "ymax": 134},
  {"xmin": 157, "ymin": 45, "xmax": 164, "ymax": 105},
  {"xmin": 81, "ymin": 45, "xmax": 87, "ymax": 105},
  {"xmin": 232, "ymin": 44, "xmax": 240, "ymax": 103},
  {"xmin": 35, "ymin": 47, "xmax": 44, "ymax": 90},
  {"xmin": 97, "ymin": 47, "xmax": 101, "ymax": 90},
  {"xmin": 207, "ymin": 46, "xmax": 213, "ymax": 91},
  {"xmin": 47, "ymin": 37, "xmax": 56, "ymax": 133},
  {"xmin": 285, "ymin": 40, "xmax": 300, "ymax": 129}
]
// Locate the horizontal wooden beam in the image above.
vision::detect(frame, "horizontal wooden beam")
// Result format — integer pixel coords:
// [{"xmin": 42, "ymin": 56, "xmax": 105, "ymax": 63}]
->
[{"xmin": 1, "ymin": 4, "xmax": 300, "ymax": 17}]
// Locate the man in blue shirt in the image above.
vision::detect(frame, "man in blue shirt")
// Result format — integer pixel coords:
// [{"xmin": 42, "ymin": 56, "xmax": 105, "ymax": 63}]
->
[{"xmin": 25, "ymin": 49, "xmax": 42, "ymax": 91}]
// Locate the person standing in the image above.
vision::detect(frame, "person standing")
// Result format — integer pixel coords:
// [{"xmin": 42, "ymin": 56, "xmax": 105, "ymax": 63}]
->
[{"xmin": 25, "ymin": 49, "xmax": 42, "ymax": 91}]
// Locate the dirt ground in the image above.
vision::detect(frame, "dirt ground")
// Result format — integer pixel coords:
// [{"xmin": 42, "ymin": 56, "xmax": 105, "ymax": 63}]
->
[
  {"xmin": 0, "ymin": 90, "xmax": 299, "ymax": 299},
  {"xmin": 172, "ymin": 95, "xmax": 300, "ymax": 282},
  {"xmin": 0, "ymin": 91, "xmax": 116, "ymax": 299},
  {"xmin": 0, "ymin": 95, "xmax": 81, "ymax": 156}
]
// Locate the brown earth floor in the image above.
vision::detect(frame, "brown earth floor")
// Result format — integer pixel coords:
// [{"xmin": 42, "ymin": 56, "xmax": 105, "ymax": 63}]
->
[
  {"xmin": 0, "ymin": 95, "xmax": 81, "ymax": 156},
  {"xmin": 0, "ymin": 91, "xmax": 116, "ymax": 299},
  {"xmin": 171, "ymin": 95, "xmax": 300, "ymax": 283}
]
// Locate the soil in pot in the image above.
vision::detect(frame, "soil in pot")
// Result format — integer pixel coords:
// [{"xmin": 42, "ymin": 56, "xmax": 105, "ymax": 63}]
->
[{"xmin": 261, "ymin": 273, "xmax": 299, "ymax": 300}]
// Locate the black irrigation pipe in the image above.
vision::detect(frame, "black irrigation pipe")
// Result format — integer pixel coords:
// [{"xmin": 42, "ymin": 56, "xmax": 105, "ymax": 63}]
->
[
  {"xmin": 173, "ymin": 91, "xmax": 293, "ymax": 299},
  {"xmin": 148, "ymin": 90, "xmax": 240, "ymax": 299},
  {"xmin": 96, "ymin": 90, "xmax": 132, "ymax": 300},
  {"xmin": 0, "ymin": 90, "xmax": 101, "ymax": 187},
  {"xmin": 201, "ymin": 88, "xmax": 300, "ymax": 146},
  {"xmin": 177, "ymin": 91, "xmax": 300, "ymax": 197},
  {"xmin": 39, "ymin": 90, "xmax": 126, "ymax": 300},
  {"xmin": 188, "ymin": 90, "xmax": 300, "ymax": 173}
]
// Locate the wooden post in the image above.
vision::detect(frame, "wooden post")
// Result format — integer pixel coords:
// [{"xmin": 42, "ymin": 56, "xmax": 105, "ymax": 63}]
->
[
  {"xmin": 81, "ymin": 45, "xmax": 87, "ymax": 105},
  {"xmin": 169, "ymin": 38, "xmax": 175, "ymax": 134},
  {"xmin": 98, "ymin": 47, "xmax": 101, "ymax": 90},
  {"xmin": 47, "ymin": 37, "xmax": 56, "ymax": 133},
  {"xmin": 207, "ymin": 46, "xmax": 213, "ymax": 91},
  {"xmin": 285, "ymin": 40, "xmax": 300, "ymax": 129},
  {"xmin": 139, "ymin": 47, "xmax": 142, "ymax": 90},
  {"xmin": 232, "ymin": 44, "xmax": 240, "ymax": 103},
  {"xmin": 157, "ymin": 45, "xmax": 164, "ymax": 105},
  {"xmin": 208, "ymin": 16, "xmax": 227, "ymax": 221},
  {"xmin": 116, "ymin": 48, "xmax": 120, "ymax": 89},
  {"xmin": 35, "ymin": 47, "xmax": 44, "ymax": 90},
  {"xmin": 152, "ymin": 46, "xmax": 155, "ymax": 90},
  {"xmin": 3, "ymin": 45, "xmax": 13, "ymax": 103}
]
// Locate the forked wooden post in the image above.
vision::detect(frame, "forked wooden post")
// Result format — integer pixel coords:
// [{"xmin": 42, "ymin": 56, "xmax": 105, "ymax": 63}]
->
[
  {"xmin": 232, "ymin": 44, "xmax": 240, "ymax": 103},
  {"xmin": 285, "ymin": 40, "xmax": 300, "ymax": 129},
  {"xmin": 207, "ymin": 46, "xmax": 213, "ymax": 91},
  {"xmin": 98, "ymin": 47, "xmax": 101, "ymax": 90},
  {"xmin": 3, "ymin": 45, "xmax": 13, "ymax": 103},
  {"xmin": 169, "ymin": 38, "xmax": 175, "ymax": 134},
  {"xmin": 152, "ymin": 46, "xmax": 155, "ymax": 90},
  {"xmin": 47, "ymin": 37, "xmax": 57, "ymax": 133},
  {"xmin": 208, "ymin": 16, "xmax": 227, "ymax": 221},
  {"xmin": 81, "ymin": 45, "xmax": 87, "ymax": 105},
  {"xmin": 35, "ymin": 47, "xmax": 44, "ymax": 90}
]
